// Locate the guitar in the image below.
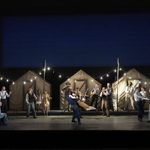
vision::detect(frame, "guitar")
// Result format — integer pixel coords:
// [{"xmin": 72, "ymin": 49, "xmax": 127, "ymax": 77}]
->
[
  {"xmin": 81, "ymin": 88, "xmax": 89, "ymax": 102},
  {"xmin": 90, "ymin": 89, "xmax": 96, "ymax": 98}
]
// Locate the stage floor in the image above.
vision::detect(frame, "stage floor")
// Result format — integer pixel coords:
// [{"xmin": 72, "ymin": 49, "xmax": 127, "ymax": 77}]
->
[
  {"xmin": 0, "ymin": 115, "xmax": 150, "ymax": 130},
  {"xmin": 7, "ymin": 110, "xmax": 148, "ymax": 116}
]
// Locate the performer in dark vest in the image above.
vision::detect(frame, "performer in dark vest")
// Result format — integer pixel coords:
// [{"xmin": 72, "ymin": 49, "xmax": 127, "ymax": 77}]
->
[
  {"xmin": 90, "ymin": 84, "xmax": 100, "ymax": 109},
  {"xmin": 62, "ymin": 82, "xmax": 72, "ymax": 112},
  {"xmin": 100, "ymin": 87, "xmax": 110, "ymax": 117},
  {"xmin": 106, "ymin": 83, "xmax": 114, "ymax": 112},
  {"xmin": 26, "ymin": 88, "xmax": 37, "ymax": 118}
]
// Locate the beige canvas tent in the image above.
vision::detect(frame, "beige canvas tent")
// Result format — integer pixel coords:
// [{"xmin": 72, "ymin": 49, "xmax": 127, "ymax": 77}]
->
[
  {"xmin": 60, "ymin": 69, "xmax": 102, "ymax": 110},
  {"xmin": 112, "ymin": 68, "xmax": 150, "ymax": 111},
  {"xmin": 9, "ymin": 70, "xmax": 51, "ymax": 111}
]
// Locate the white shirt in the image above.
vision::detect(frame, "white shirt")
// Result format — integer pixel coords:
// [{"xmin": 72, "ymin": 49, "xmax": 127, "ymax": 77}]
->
[
  {"xmin": 133, "ymin": 90, "xmax": 143, "ymax": 102},
  {"xmin": 140, "ymin": 91, "xmax": 147, "ymax": 98},
  {"xmin": 0, "ymin": 90, "xmax": 10, "ymax": 100}
]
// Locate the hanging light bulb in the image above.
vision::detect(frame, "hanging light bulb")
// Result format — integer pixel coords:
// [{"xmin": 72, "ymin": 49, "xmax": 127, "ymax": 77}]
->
[
  {"xmin": 47, "ymin": 67, "xmax": 51, "ymax": 71},
  {"xmin": 12, "ymin": 82, "xmax": 15, "ymax": 85},
  {"xmin": 119, "ymin": 68, "xmax": 122, "ymax": 71},
  {"xmin": 6, "ymin": 79, "xmax": 9, "ymax": 82},
  {"xmin": 114, "ymin": 69, "xmax": 117, "ymax": 73},
  {"xmin": 0, "ymin": 77, "xmax": 3, "ymax": 80},
  {"xmin": 39, "ymin": 72, "xmax": 42, "ymax": 75},
  {"xmin": 58, "ymin": 74, "xmax": 62, "ymax": 78},
  {"xmin": 100, "ymin": 76, "xmax": 103, "ymax": 80},
  {"xmin": 23, "ymin": 81, "xmax": 26, "ymax": 85},
  {"xmin": 106, "ymin": 74, "xmax": 109, "ymax": 77},
  {"xmin": 34, "ymin": 76, "xmax": 37, "ymax": 79},
  {"xmin": 30, "ymin": 79, "xmax": 33, "ymax": 82}
]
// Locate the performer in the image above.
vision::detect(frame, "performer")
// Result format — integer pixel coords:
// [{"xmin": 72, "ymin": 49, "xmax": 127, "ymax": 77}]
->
[
  {"xmin": 0, "ymin": 101, "xmax": 8, "ymax": 125},
  {"xmin": 147, "ymin": 88, "xmax": 150, "ymax": 122},
  {"xmin": 68, "ymin": 91, "xmax": 81, "ymax": 125},
  {"xmin": 42, "ymin": 90, "xmax": 52, "ymax": 115},
  {"xmin": 140, "ymin": 86, "xmax": 147, "ymax": 110},
  {"xmin": 62, "ymin": 82, "xmax": 72, "ymax": 112},
  {"xmin": 36, "ymin": 89, "xmax": 42, "ymax": 111},
  {"xmin": 124, "ymin": 82, "xmax": 135, "ymax": 111},
  {"xmin": 0, "ymin": 86, "xmax": 11, "ymax": 113},
  {"xmin": 106, "ymin": 83, "xmax": 114, "ymax": 112},
  {"xmin": 133, "ymin": 86, "xmax": 149, "ymax": 122},
  {"xmin": 100, "ymin": 87, "xmax": 110, "ymax": 117},
  {"xmin": 90, "ymin": 84, "xmax": 100, "ymax": 108},
  {"xmin": 25, "ymin": 88, "xmax": 37, "ymax": 118}
]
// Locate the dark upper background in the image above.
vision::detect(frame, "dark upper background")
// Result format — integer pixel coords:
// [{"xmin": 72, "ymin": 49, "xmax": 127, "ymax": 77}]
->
[{"xmin": 1, "ymin": 0, "xmax": 150, "ymax": 68}]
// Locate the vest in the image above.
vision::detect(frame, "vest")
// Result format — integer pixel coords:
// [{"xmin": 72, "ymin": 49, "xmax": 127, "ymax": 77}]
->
[{"xmin": 28, "ymin": 93, "xmax": 35, "ymax": 103}]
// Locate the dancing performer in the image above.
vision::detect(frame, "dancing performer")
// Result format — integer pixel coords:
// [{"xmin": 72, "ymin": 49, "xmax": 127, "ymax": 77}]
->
[{"xmin": 25, "ymin": 88, "xmax": 37, "ymax": 118}]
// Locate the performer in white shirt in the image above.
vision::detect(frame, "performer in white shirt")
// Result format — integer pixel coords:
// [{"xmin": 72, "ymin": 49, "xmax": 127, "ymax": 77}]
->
[
  {"xmin": 134, "ymin": 86, "xmax": 149, "ymax": 122},
  {"xmin": 0, "ymin": 101, "xmax": 8, "ymax": 125},
  {"xmin": 0, "ymin": 86, "xmax": 11, "ymax": 113}
]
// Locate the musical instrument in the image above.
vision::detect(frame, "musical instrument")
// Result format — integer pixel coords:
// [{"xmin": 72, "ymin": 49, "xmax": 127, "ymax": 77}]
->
[{"xmin": 81, "ymin": 88, "xmax": 89, "ymax": 102}]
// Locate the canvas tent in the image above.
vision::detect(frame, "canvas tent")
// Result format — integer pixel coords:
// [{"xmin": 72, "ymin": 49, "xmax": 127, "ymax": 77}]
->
[
  {"xmin": 9, "ymin": 70, "xmax": 51, "ymax": 111},
  {"xmin": 60, "ymin": 69, "xmax": 102, "ymax": 110},
  {"xmin": 112, "ymin": 68, "xmax": 150, "ymax": 111}
]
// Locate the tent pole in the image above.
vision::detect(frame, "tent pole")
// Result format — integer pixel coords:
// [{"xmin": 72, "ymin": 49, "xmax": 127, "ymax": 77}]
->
[
  {"xmin": 116, "ymin": 58, "xmax": 120, "ymax": 112},
  {"xmin": 43, "ymin": 59, "xmax": 46, "ymax": 93}
]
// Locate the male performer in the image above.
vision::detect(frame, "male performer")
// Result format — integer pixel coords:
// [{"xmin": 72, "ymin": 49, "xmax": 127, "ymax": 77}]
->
[
  {"xmin": 133, "ymin": 86, "xmax": 149, "ymax": 122},
  {"xmin": 62, "ymin": 82, "xmax": 72, "ymax": 112},
  {"xmin": 106, "ymin": 83, "xmax": 114, "ymax": 112},
  {"xmin": 0, "ymin": 86, "xmax": 11, "ymax": 113},
  {"xmin": 90, "ymin": 84, "xmax": 100, "ymax": 108},
  {"xmin": 0, "ymin": 101, "xmax": 8, "ymax": 125},
  {"xmin": 26, "ymin": 88, "xmax": 37, "ymax": 118},
  {"xmin": 69, "ymin": 91, "xmax": 81, "ymax": 125}
]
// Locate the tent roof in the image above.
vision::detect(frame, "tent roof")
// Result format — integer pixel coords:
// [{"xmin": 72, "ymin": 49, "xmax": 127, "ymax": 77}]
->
[
  {"xmin": 60, "ymin": 69, "xmax": 101, "ymax": 86},
  {"xmin": 113, "ymin": 68, "xmax": 150, "ymax": 86},
  {"xmin": 14, "ymin": 70, "xmax": 50, "ymax": 85}
]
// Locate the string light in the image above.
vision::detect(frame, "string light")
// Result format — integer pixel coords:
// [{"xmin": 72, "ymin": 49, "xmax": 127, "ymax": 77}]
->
[
  {"xmin": 114, "ymin": 69, "xmax": 117, "ymax": 73},
  {"xmin": 91, "ymin": 79, "xmax": 94, "ymax": 82},
  {"xmin": 23, "ymin": 81, "xmax": 26, "ymax": 85},
  {"xmin": 47, "ymin": 67, "xmax": 51, "ymax": 71},
  {"xmin": 0, "ymin": 77, "xmax": 3, "ymax": 80},
  {"xmin": 39, "ymin": 72, "xmax": 42, "ymax": 75},
  {"xmin": 6, "ymin": 79, "xmax": 9, "ymax": 82},
  {"xmin": 119, "ymin": 68, "xmax": 122, "ymax": 71},
  {"xmin": 106, "ymin": 74, "xmax": 109, "ymax": 77},
  {"xmin": 34, "ymin": 76, "xmax": 37, "ymax": 79},
  {"xmin": 100, "ymin": 76, "xmax": 103, "ymax": 80},
  {"xmin": 12, "ymin": 82, "xmax": 15, "ymax": 85},
  {"xmin": 30, "ymin": 79, "xmax": 33, "ymax": 82},
  {"xmin": 58, "ymin": 74, "xmax": 62, "ymax": 78}
]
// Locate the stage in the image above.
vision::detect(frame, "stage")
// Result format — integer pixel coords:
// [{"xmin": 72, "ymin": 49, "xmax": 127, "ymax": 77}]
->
[
  {"xmin": 0, "ymin": 115, "xmax": 150, "ymax": 130},
  {"xmin": 7, "ymin": 110, "xmax": 149, "ymax": 116}
]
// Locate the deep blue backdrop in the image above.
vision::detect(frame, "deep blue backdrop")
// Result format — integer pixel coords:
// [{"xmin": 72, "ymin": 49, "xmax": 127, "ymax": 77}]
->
[{"xmin": 2, "ymin": 15, "xmax": 150, "ymax": 67}]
